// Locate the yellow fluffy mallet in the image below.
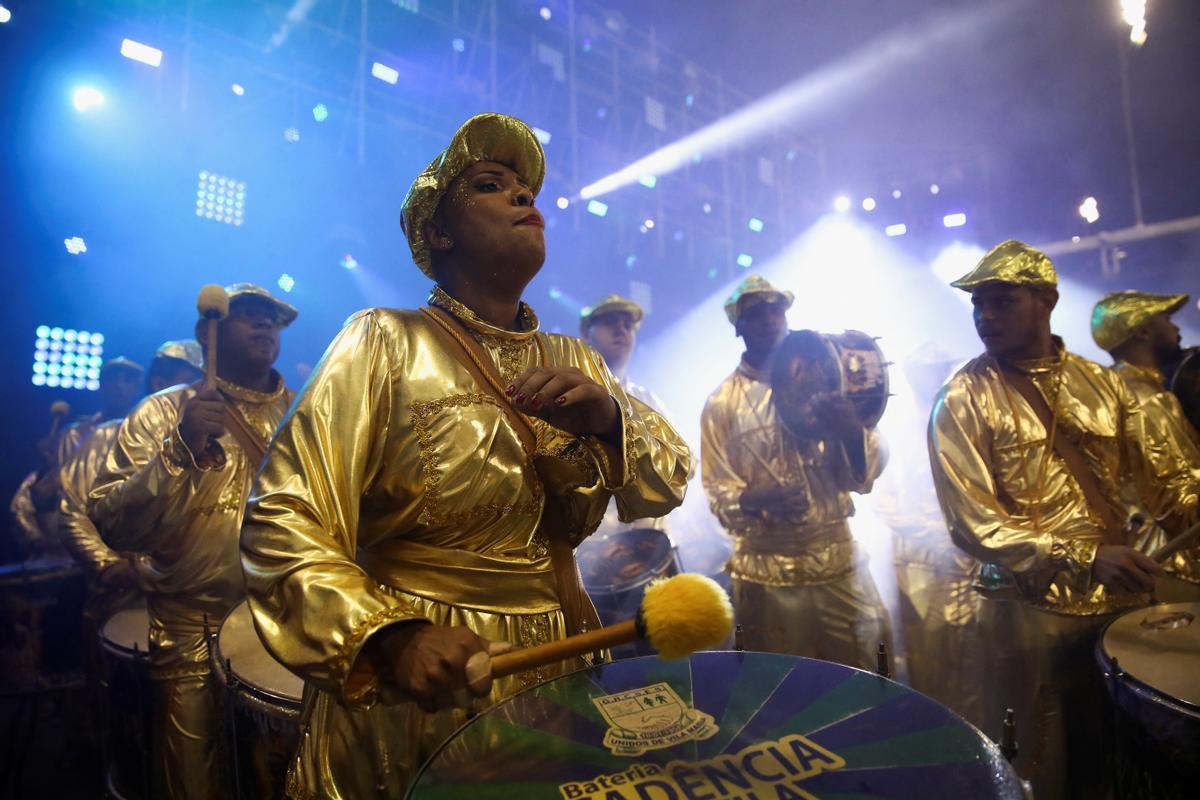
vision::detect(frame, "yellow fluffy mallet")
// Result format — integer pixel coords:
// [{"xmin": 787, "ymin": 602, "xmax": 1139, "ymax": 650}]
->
[
  {"xmin": 476, "ymin": 574, "xmax": 734, "ymax": 681},
  {"xmin": 196, "ymin": 284, "xmax": 229, "ymax": 390}
]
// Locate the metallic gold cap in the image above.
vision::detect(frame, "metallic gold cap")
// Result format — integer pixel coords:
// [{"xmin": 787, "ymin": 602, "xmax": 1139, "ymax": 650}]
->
[
  {"xmin": 401, "ymin": 113, "xmax": 546, "ymax": 278},
  {"xmin": 220, "ymin": 283, "xmax": 298, "ymax": 327},
  {"xmin": 580, "ymin": 294, "xmax": 644, "ymax": 334},
  {"xmin": 1091, "ymin": 290, "xmax": 1189, "ymax": 352},
  {"xmin": 723, "ymin": 274, "xmax": 795, "ymax": 325},
  {"xmin": 153, "ymin": 339, "xmax": 204, "ymax": 370},
  {"xmin": 99, "ymin": 356, "xmax": 145, "ymax": 377},
  {"xmin": 950, "ymin": 239, "xmax": 1057, "ymax": 292}
]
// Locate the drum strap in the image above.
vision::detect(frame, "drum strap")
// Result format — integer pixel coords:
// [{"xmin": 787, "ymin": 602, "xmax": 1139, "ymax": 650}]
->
[
  {"xmin": 221, "ymin": 402, "xmax": 269, "ymax": 467},
  {"xmin": 999, "ymin": 364, "xmax": 1124, "ymax": 545},
  {"xmin": 419, "ymin": 306, "xmax": 602, "ymax": 639}
]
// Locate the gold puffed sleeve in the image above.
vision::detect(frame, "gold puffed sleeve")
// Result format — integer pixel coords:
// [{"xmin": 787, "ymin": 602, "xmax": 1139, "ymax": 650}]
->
[
  {"xmin": 241, "ymin": 311, "xmax": 423, "ymax": 703},
  {"xmin": 928, "ymin": 380, "xmax": 1097, "ymax": 596},
  {"xmin": 89, "ymin": 395, "xmax": 203, "ymax": 552},
  {"xmin": 59, "ymin": 423, "xmax": 123, "ymax": 575}
]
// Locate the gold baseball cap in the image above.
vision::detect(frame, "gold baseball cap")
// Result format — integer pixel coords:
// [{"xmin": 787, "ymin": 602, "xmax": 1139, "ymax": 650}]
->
[
  {"xmin": 400, "ymin": 113, "xmax": 546, "ymax": 278},
  {"xmin": 723, "ymin": 274, "xmax": 795, "ymax": 325},
  {"xmin": 950, "ymin": 239, "xmax": 1057, "ymax": 292},
  {"xmin": 221, "ymin": 283, "xmax": 298, "ymax": 327},
  {"xmin": 580, "ymin": 294, "xmax": 644, "ymax": 334},
  {"xmin": 99, "ymin": 356, "xmax": 145, "ymax": 377},
  {"xmin": 153, "ymin": 339, "xmax": 204, "ymax": 370},
  {"xmin": 1091, "ymin": 290, "xmax": 1189, "ymax": 352}
]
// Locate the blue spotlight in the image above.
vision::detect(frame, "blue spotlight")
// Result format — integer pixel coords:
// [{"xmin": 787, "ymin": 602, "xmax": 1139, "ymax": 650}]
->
[
  {"xmin": 33, "ymin": 325, "xmax": 104, "ymax": 390},
  {"xmin": 340, "ymin": 253, "xmax": 359, "ymax": 270},
  {"xmin": 884, "ymin": 223, "xmax": 907, "ymax": 237},
  {"xmin": 736, "ymin": 253, "xmax": 754, "ymax": 268},
  {"xmin": 747, "ymin": 217, "xmax": 764, "ymax": 232},
  {"xmin": 277, "ymin": 274, "xmax": 296, "ymax": 293},
  {"xmin": 0, "ymin": 6, "xmax": 11, "ymax": 23},
  {"xmin": 637, "ymin": 175, "xmax": 657, "ymax": 189},
  {"xmin": 72, "ymin": 86, "xmax": 105, "ymax": 112},
  {"xmin": 120, "ymin": 38, "xmax": 163, "ymax": 67},
  {"xmin": 312, "ymin": 103, "xmax": 329, "ymax": 122},
  {"xmin": 452, "ymin": 38, "xmax": 466, "ymax": 53},
  {"xmin": 372, "ymin": 62, "xmax": 399, "ymax": 84},
  {"xmin": 64, "ymin": 237, "xmax": 87, "ymax": 255},
  {"xmin": 532, "ymin": 127, "xmax": 552, "ymax": 145},
  {"xmin": 586, "ymin": 200, "xmax": 608, "ymax": 217},
  {"xmin": 943, "ymin": 212, "xmax": 967, "ymax": 228}
]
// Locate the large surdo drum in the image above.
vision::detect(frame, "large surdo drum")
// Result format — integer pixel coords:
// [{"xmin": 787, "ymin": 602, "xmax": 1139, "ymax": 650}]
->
[
  {"xmin": 0, "ymin": 558, "xmax": 86, "ymax": 693},
  {"xmin": 409, "ymin": 651, "xmax": 1024, "ymax": 799},
  {"xmin": 99, "ymin": 603, "xmax": 153, "ymax": 800},
  {"xmin": 1097, "ymin": 601, "xmax": 1200, "ymax": 800},
  {"xmin": 213, "ymin": 600, "xmax": 304, "ymax": 800}
]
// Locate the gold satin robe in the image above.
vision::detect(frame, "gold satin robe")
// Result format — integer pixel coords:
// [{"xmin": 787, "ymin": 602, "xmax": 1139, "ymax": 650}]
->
[
  {"xmin": 593, "ymin": 376, "xmax": 673, "ymax": 538},
  {"xmin": 89, "ymin": 376, "xmax": 293, "ymax": 800},
  {"xmin": 58, "ymin": 419, "xmax": 143, "ymax": 619},
  {"xmin": 240, "ymin": 293, "xmax": 690, "ymax": 800},
  {"xmin": 1113, "ymin": 360, "xmax": 1200, "ymax": 595},
  {"xmin": 700, "ymin": 358, "xmax": 892, "ymax": 670},
  {"xmin": 928, "ymin": 345, "xmax": 1199, "ymax": 800}
]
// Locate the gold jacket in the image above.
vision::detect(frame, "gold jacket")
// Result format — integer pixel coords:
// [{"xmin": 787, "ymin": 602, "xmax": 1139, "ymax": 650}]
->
[
  {"xmin": 7, "ymin": 417, "xmax": 95, "ymax": 553},
  {"xmin": 700, "ymin": 359, "xmax": 886, "ymax": 586},
  {"xmin": 1113, "ymin": 361, "xmax": 1200, "ymax": 584},
  {"xmin": 240, "ymin": 293, "xmax": 690, "ymax": 797},
  {"xmin": 89, "ymin": 377, "xmax": 293, "ymax": 672},
  {"xmin": 929, "ymin": 346, "xmax": 1199, "ymax": 614},
  {"xmin": 59, "ymin": 420, "xmax": 125, "ymax": 576}
]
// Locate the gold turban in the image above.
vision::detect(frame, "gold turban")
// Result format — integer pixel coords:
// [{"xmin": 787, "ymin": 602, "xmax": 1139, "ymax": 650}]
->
[
  {"xmin": 950, "ymin": 239, "xmax": 1057, "ymax": 292},
  {"xmin": 154, "ymin": 339, "xmax": 204, "ymax": 370},
  {"xmin": 400, "ymin": 113, "xmax": 546, "ymax": 278},
  {"xmin": 1091, "ymin": 290, "xmax": 1189, "ymax": 352},
  {"xmin": 723, "ymin": 274, "xmax": 795, "ymax": 325},
  {"xmin": 216, "ymin": 283, "xmax": 299, "ymax": 327},
  {"xmin": 579, "ymin": 294, "xmax": 644, "ymax": 335}
]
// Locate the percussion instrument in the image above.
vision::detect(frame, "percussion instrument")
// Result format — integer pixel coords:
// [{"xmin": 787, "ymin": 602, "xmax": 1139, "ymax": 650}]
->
[
  {"xmin": 771, "ymin": 329, "xmax": 890, "ymax": 437},
  {"xmin": 1168, "ymin": 346, "xmax": 1200, "ymax": 435},
  {"xmin": 0, "ymin": 558, "xmax": 86, "ymax": 693},
  {"xmin": 1097, "ymin": 601, "xmax": 1200, "ymax": 800},
  {"xmin": 410, "ymin": 651, "xmax": 1024, "ymax": 799},
  {"xmin": 212, "ymin": 600, "xmax": 304, "ymax": 800},
  {"xmin": 677, "ymin": 534, "xmax": 732, "ymax": 598},
  {"xmin": 99, "ymin": 603, "xmax": 152, "ymax": 800},
  {"xmin": 577, "ymin": 528, "xmax": 679, "ymax": 658}
]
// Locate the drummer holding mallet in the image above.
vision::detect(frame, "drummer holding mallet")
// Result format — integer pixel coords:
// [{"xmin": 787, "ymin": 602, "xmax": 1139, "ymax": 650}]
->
[
  {"xmin": 89, "ymin": 283, "xmax": 296, "ymax": 800},
  {"xmin": 700, "ymin": 274, "xmax": 893, "ymax": 671},
  {"xmin": 927, "ymin": 241, "xmax": 1199, "ymax": 800}
]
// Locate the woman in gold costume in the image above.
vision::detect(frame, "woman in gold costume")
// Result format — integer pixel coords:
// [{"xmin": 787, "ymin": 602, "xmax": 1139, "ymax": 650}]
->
[{"xmin": 240, "ymin": 113, "xmax": 691, "ymax": 799}]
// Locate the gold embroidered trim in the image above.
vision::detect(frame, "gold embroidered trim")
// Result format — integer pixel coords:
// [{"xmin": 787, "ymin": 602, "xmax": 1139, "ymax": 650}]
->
[
  {"xmin": 411, "ymin": 392, "xmax": 543, "ymax": 524},
  {"xmin": 430, "ymin": 286, "xmax": 539, "ymax": 335},
  {"xmin": 335, "ymin": 603, "xmax": 416, "ymax": 680}
]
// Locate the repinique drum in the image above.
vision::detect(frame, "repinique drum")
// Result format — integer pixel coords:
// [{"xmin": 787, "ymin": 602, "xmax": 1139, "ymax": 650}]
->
[
  {"xmin": 772, "ymin": 329, "xmax": 891, "ymax": 437},
  {"xmin": 0, "ymin": 558, "xmax": 86, "ymax": 693},
  {"xmin": 99, "ymin": 603, "xmax": 152, "ymax": 800},
  {"xmin": 213, "ymin": 600, "xmax": 304, "ymax": 800},
  {"xmin": 409, "ymin": 651, "xmax": 1024, "ymax": 799},
  {"xmin": 577, "ymin": 528, "xmax": 678, "ymax": 658},
  {"xmin": 1097, "ymin": 602, "xmax": 1200, "ymax": 800}
]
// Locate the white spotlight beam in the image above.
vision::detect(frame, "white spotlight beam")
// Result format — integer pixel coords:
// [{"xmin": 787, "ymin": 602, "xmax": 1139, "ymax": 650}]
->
[{"xmin": 579, "ymin": 3, "xmax": 1017, "ymax": 201}]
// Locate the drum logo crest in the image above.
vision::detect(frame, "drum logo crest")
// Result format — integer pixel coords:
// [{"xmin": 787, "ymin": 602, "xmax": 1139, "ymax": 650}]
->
[{"xmin": 592, "ymin": 682, "xmax": 718, "ymax": 756}]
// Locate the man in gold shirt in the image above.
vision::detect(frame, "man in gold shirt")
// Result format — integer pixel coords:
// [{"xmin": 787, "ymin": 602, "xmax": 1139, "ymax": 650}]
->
[
  {"xmin": 700, "ymin": 274, "xmax": 892, "ymax": 670},
  {"xmin": 928, "ymin": 241, "xmax": 1199, "ymax": 800},
  {"xmin": 59, "ymin": 341, "xmax": 203, "ymax": 622},
  {"xmin": 240, "ymin": 114, "xmax": 690, "ymax": 799},
  {"xmin": 90, "ymin": 288, "xmax": 296, "ymax": 800},
  {"xmin": 1092, "ymin": 290, "xmax": 1200, "ymax": 600},
  {"xmin": 10, "ymin": 357, "xmax": 144, "ymax": 559}
]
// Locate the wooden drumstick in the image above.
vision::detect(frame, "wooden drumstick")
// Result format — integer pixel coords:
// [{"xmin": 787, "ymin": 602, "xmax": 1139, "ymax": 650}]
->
[
  {"xmin": 48, "ymin": 400, "xmax": 71, "ymax": 438},
  {"xmin": 1150, "ymin": 519, "xmax": 1200, "ymax": 564},
  {"xmin": 466, "ymin": 574, "xmax": 733, "ymax": 683},
  {"xmin": 196, "ymin": 285, "xmax": 229, "ymax": 390}
]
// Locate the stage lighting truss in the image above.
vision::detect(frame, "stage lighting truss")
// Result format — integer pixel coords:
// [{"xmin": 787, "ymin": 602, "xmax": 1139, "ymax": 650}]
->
[
  {"xmin": 32, "ymin": 325, "xmax": 105, "ymax": 390},
  {"xmin": 196, "ymin": 171, "xmax": 245, "ymax": 226}
]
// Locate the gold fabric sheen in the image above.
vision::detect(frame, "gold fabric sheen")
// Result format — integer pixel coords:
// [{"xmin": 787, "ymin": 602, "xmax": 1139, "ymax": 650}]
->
[
  {"xmin": 154, "ymin": 339, "xmax": 204, "ymax": 370},
  {"xmin": 59, "ymin": 420, "xmax": 125, "ymax": 576},
  {"xmin": 89, "ymin": 375, "xmax": 293, "ymax": 800},
  {"xmin": 700, "ymin": 358, "xmax": 892, "ymax": 668},
  {"xmin": 241, "ymin": 290, "xmax": 690, "ymax": 799},
  {"xmin": 580, "ymin": 294, "xmax": 644, "ymax": 331},
  {"xmin": 1090, "ymin": 289, "xmax": 1189, "ymax": 351},
  {"xmin": 950, "ymin": 239, "xmax": 1058, "ymax": 291},
  {"xmin": 1112, "ymin": 360, "xmax": 1200, "ymax": 584},
  {"xmin": 928, "ymin": 344, "xmax": 1199, "ymax": 615},
  {"xmin": 722, "ymin": 274, "xmax": 795, "ymax": 325},
  {"xmin": 400, "ymin": 113, "xmax": 546, "ymax": 277},
  {"xmin": 218, "ymin": 282, "xmax": 298, "ymax": 326}
]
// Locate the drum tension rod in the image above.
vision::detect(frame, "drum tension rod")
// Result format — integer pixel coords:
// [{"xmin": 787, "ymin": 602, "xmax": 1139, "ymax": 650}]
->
[
  {"xmin": 999, "ymin": 709, "xmax": 1019, "ymax": 763},
  {"xmin": 875, "ymin": 642, "xmax": 890, "ymax": 679},
  {"xmin": 734, "ymin": 624, "xmax": 744, "ymax": 652}
]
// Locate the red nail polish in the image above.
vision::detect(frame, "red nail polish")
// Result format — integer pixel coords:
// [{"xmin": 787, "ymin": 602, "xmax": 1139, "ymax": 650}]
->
[
  {"xmin": 555, "ymin": 396, "xmax": 566, "ymax": 406},
  {"xmin": 531, "ymin": 397, "xmax": 542, "ymax": 408},
  {"xmin": 516, "ymin": 394, "xmax": 525, "ymax": 403},
  {"xmin": 505, "ymin": 384, "xmax": 516, "ymax": 396}
]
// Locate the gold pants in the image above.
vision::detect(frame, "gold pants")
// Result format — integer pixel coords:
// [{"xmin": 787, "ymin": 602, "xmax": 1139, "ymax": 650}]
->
[
  {"xmin": 979, "ymin": 598, "xmax": 1116, "ymax": 800},
  {"xmin": 731, "ymin": 567, "xmax": 894, "ymax": 672},
  {"xmin": 894, "ymin": 560, "xmax": 983, "ymax": 727},
  {"xmin": 148, "ymin": 599, "xmax": 229, "ymax": 800}
]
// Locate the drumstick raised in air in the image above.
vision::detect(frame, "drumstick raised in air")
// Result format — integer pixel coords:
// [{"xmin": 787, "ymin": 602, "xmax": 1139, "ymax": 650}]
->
[
  {"xmin": 196, "ymin": 284, "xmax": 229, "ymax": 391},
  {"xmin": 1150, "ymin": 519, "xmax": 1200, "ymax": 564},
  {"xmin": 467, "ymin": 573, "xmax": 733, "ymax": 682},
  {"xmin": 48, "ymin": 400, "xmax": 71, "ymax": 438}
]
